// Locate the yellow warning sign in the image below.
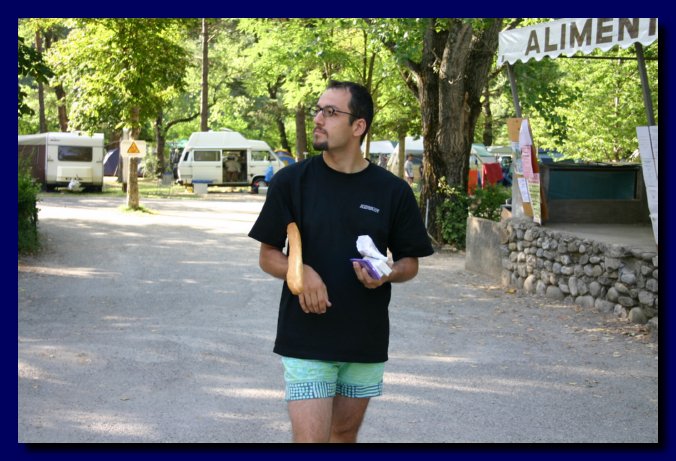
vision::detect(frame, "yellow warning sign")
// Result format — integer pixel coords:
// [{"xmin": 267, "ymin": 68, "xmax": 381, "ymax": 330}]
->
[
  {"xmin": 127, "ymin": 142, "xmax": 140, "ymax": 154},
  {"xmin": 120, "ymin": 140, "xmax": 146, "ymax": 157}
]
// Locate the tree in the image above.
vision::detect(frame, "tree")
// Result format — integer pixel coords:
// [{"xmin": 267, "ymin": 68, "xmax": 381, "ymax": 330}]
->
[
  {"xmin": 200, "ymin": 18, "xmax": 209, "ymax": 131},
  {"xmin": 18, "ymin": 35, "xmax": 53, "ymax": 118},
  {"xmin": 380, "ymin": 18, "xmax": 503, "ymax": 240},
  {"xmin": 333, "ymin": 19, "xmax": 421, "ymax": 160},
  {"xmin": 50, "ymin": 19, "xmax": 189, "ymax": 137},
  {"xmin": 199, "ymin": 18, "xmax": 220, "ymax": 132},
  {"xmin": 21, "ymin": 19, "xmax": 72, "ymax": 132},
  {"xmin": 554, "ymin": 47, "xmax": 658, "ymax": 161},
  {"xmin": 237, "ymin": 18, "xmax": 420, "ymax": 161},
  {"xmin": 237, "ymin": 18, "xmax": 343, "ymax": 156},
  {"xmin": 47, "ymin": 18, "xmax": 190, "ymax": 206}
]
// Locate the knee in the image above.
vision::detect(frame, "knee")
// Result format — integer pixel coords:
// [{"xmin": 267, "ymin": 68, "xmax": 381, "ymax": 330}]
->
[{"xmin": 330, "ymin": 423, "xmax": 360, "ymax": 443}]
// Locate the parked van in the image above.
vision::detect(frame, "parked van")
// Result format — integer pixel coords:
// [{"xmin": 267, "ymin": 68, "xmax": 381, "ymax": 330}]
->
[
  {"xmin": 18, "ymin": 131, "xmax": 105, "ymax": 191},
  {"xmin": 177, "ymin": 130, "xmax": 285, "ymax": 192}
]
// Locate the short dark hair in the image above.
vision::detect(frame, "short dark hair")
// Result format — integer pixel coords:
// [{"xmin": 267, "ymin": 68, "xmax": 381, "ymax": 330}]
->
[{"xmin": 327, "ymin": 80, "xmax": 374, "ymax": 142}]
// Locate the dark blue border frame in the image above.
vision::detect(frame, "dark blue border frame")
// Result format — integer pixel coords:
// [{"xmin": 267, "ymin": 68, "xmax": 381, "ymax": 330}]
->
[{"xmin": 8, "ymin": 5, "xmax": 672, "ymax": 460}]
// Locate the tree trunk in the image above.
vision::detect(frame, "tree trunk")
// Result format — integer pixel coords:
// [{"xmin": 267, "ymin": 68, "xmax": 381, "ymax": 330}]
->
[
  {"xmin": 128, "ymin": 109, "xmax": 141, "ymax": 209},
  {"xmin": 397, "ymin": 132, "xmax": 406, "ymax": 178},
  {"xmin": 482, "ymin": 86, "xmax": 493, "ymax": 147},
  {"xmin": 35, "ymin": 31, "xmax": 47, "ymax": 133},
  {"xmin": 362, "ymin": 52, "xmax": 376, "ymax": 160},
  {"xmin": 200, "ymin": 18, "xmax": 209, "ymax": 132},
  {"xmin": 276, "ymin": 117, "xmax": 290, "ymax": 153},
  {"xmin": 418, "ymin": 19, "xmax": 448, "ymax": 241},
  {"xmin": 118, "ymin": 128, "xmax": 129, "ymax": 186},
  {"xmin": 131, "ymin": 107, "xmax": 141, "ymax": 139},
  {"xmin": 155, "ymin": 109, "xmax": 166, "ymax": 175},
  {"xmin": 44, "ymin": 32, "xmax": 69, "ymax": 131},
  {"xmin": 268, "ymin": 82, "xmax": 290, "ymax": 152},
  {"xmin": 54, "ymin": 85, "xmax": 69, "ymax": 131},
  {"xmin": 415, "ymin": 18, "xmax": 503, "ymax": 241},
  {"xmin": 127, "ymin": 156, "xmax": 140, "ymax": 209},
  {"xmin": 464, "ymin": 19, "xmax": 503, "ymax": 152},
  {"xmin": 295, "ymin": 105, "xmax": 308, "ymax": 160}
]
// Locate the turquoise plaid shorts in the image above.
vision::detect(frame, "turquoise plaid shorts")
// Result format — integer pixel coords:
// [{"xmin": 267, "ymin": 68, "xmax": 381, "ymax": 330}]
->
[{"xmin": 281, "ymin": 356, "xmax": 385, "ymax": 401}]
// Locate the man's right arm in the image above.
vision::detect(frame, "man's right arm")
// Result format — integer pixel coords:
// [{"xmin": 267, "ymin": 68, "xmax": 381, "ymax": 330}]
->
[
  {"xmin": 258, "ymin": 243, "xmax": 332, "ymax": 314},
  {"xmin": 259, "ymin": 243, "xmax": 290, "ymax": 280}
]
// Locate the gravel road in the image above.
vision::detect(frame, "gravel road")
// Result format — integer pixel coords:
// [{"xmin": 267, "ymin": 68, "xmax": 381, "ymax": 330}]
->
[{"xmin": 18, "ymin": 193, "xmax": 658, "ymax": 443}]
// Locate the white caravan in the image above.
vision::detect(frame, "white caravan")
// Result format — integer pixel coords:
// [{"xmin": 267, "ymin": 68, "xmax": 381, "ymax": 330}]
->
[
  {"xmin": 177, "ymin": 130, "xmax": 284, "ymax": 192},
  {"xmin": 18, "ymin": 131, "xmax": 105, "ymax": 191}
]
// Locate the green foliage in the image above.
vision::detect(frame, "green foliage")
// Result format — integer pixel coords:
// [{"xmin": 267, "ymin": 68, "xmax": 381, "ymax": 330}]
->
[
  {"xmin": 469, "ymin": 183, "xmax": 511, "ymax": 221},
  {"xmin": 435, "ymin": 179, "xmax": 510, "ymax": 249},
  {"xmin": 553, "ymin": 47, "xmax": 658, "ymax": 161},
  {"xmin": 49, "ymin": 18, "xmax": 190, "ymax": 133},
  {"xmin": 18, "ymin": 18, "xmax": 658, "ymax": 166},
  {"xmin": 492, "ymin": 43, "xmax": 658, "ymax": 162},
  {"xmin": 18, "ymin": 171, "xmax": 41, "ymax": 254},
  {"xmin": 18, "ymin": 35, "xmax": 54, "ymax": 117},
  {"xmin": 232, "ymin": 18, "xmax": 421, "ymax": 153},
  {"xmin": 140, "ymin": 149, "xmax": 159, "ymax": 177},
  {"xmin": 435, "ymin": 178, "xmax": 470, "ymax": 249},
  {"xmin": 514, "ymin": 59, "xmax": 577, "ymax": 145}
]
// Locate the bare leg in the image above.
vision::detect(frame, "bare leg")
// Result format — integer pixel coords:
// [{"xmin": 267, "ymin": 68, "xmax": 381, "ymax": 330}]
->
[
  {"xmin": 287, "ymin": 398, "xmax": 333, "ymax": 443},
  {"xmin": 329, "ymin": 395, "xmax": 371, "ymax": 443}
]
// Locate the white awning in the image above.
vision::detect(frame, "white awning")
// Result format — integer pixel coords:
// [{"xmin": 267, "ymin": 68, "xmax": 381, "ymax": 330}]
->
[{"xmin": 498, "ymin": 18, "xmax": 658, "ymax": 67}]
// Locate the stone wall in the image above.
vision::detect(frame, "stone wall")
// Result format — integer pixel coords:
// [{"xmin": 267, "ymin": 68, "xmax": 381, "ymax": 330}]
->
[
  {"xmin": 465, "ymin": 216, "xmax": 504, "ymax": 280},
  {"xmin": 500, "ymin": 218, "xmax": 658, "ymax": 331}
]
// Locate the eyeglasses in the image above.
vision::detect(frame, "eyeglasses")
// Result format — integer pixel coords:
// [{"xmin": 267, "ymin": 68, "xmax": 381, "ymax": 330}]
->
[{"xmin": 310, "ymin": 105, "xmax": 356, "ymax": 118}]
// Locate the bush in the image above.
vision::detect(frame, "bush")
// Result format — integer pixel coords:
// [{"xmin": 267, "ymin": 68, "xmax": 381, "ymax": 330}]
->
[
  {"xmin": 435, "ymin": 179, "xmax": 470, "ymax": 249},
  {"xmin": 140, "ymin": 152, "xmax": 158, "ymax": 178},
  {"xmin": 435, "ymin": 179, "xmax": 511, "ymax": 249},
  {"xmin": 18, "ymin": 171, "xmax": 41, "ymax": 254},
  {"xmin": 469, "ymin": 183, "xmax": 511, "ymax": 221}
]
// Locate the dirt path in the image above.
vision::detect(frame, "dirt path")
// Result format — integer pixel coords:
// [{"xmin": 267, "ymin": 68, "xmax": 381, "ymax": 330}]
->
[{"xmin": 18, "ymin": 193, "xmax": 658, "ymax": 443}]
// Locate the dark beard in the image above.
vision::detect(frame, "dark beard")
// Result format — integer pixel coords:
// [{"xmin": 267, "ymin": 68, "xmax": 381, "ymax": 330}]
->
[{"xmin": 312, "ymin": 141, "xmax": 328, "ymax": 151}]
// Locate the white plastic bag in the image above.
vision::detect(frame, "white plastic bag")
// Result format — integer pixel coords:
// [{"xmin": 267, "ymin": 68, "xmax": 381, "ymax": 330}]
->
[{"xmin": 351, "ymin": 235, "xmax": 392, "ymax": 279}]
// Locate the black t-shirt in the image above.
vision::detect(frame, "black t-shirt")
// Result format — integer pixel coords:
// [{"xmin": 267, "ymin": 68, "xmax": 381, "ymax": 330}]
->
[{"xmin": 248, "ymin": 155, "xmax": 434, "ymax": 363}]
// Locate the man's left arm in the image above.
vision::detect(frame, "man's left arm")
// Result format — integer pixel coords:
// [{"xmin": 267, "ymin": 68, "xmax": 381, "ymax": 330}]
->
[{"xmin": 353, "ymin": 256, "xmax": 418, "ymax": 289}]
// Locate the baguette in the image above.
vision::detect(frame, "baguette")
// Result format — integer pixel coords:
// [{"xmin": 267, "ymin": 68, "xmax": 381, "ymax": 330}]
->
[{"xmin": 286, "ymin": 222, "xmax": 304, "ymax": 295}]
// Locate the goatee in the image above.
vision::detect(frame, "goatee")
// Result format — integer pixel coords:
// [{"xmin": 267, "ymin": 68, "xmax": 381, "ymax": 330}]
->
[{"xmin": 313, "ymin": 141, "xmax": 329, "ymax": 151}]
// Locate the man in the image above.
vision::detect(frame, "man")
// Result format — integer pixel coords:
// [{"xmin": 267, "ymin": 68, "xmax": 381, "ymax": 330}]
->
[
  {"xmin": 248, "ymin": 80, "xmax": 433, "ymax": 443},
  {"xmin": 404, "ymin": 154, "xmax": 415, "ymax": 185},
  {"xmin": 224, "ymin": 155, "xmax": 241, "ymax": 182}
]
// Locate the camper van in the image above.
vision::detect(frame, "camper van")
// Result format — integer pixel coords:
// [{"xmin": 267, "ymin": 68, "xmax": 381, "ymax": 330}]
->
[
  {"xmin": 18, "ymin": 132, "xmax": 105, "ymax": 191},
  {"xmin": 176, "ymin": 130, "xmax": 285, "ymax": 192}
]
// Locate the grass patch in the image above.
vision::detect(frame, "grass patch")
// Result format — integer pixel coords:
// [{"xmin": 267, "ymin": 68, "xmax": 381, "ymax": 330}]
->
[
  {"xmin": 93, "ymin": 177, "xmax": 253, "ymax": 198},
  {"xmin": 101, "ymin": 177, "xmax": 195, "ymax": 199}
]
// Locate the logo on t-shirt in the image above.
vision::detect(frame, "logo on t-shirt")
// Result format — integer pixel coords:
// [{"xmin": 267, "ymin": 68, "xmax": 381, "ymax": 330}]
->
[{"xmin": 360, "ymin": 204, "xmax": 380, "ymax": 214}]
